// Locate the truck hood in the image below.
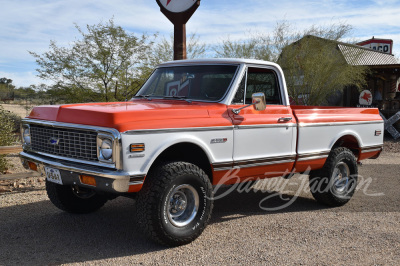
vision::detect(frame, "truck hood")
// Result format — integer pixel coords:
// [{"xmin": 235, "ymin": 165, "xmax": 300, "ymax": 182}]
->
[{"xmin": 27, "ymin": 100, "xmax": 230, "ymax": 132}]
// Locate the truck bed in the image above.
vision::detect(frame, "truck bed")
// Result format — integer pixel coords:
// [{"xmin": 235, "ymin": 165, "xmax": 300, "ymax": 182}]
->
[{"xmin": 291, "ymin": 106, "xmax": 384, "ymax": 172}]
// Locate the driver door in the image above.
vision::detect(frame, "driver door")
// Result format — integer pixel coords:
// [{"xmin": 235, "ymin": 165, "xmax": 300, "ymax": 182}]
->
[{"xmin": 228, "ymin": 66, "xmax": 296, "ymax": 179}]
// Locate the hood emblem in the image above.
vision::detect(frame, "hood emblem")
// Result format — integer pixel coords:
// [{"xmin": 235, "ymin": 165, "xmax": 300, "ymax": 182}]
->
[{"xmin": 49, "ymin": 137, "xmax": 60, "ymax": 145}]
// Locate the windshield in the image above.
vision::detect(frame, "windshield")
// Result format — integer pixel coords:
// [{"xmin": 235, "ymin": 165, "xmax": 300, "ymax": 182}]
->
[{"xmin": 135, "ymin": 65, "xmax": 238, "ymax": 101}]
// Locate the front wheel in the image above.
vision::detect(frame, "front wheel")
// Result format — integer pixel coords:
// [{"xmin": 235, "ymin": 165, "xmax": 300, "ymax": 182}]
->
[
  {"xmin": 135, "ymin": 161, "xmax": 213, "ymax": 246},
  {"xmin": 309, "ymin": 147, "xmax": 358, "ymax": 207},
  {"xmin": 46, "ymin": 181, "xmax": 108, "ymax": 214}
]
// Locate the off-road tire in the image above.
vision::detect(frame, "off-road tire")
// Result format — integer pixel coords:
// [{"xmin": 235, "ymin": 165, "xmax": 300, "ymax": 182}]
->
[
  {"xmin": 309, "ymin": 147, "xmax": 358, "ymax": 207},
  {"xmin": 135, "ymin": 161, "xmax": 213, "ymax": 246},
  {"xmin": 46, "ymin": 181, "xmax": 108, "ymax": 214}
]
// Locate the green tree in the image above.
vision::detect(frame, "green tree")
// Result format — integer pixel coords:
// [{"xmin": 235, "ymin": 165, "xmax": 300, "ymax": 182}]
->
[
  {"xmin": 0, "ymin": 78, "xmax": 15, "ymax": 101},
  {"xmin": 214, "ymin": 21, "xmax": 354, "ymax": 62},
  {"xmin": 146, "ymin": 33, "xmax": 207, "ymax": 66},
  {"xmin": 278, "ymin": 36, "xmax": 369, "ymax": 105},
  {"xmin": 13, "ymin": 86, "xmax": 36, "ymax": 100},
  {"xmin": 0, "ymin": 78, "xmax": 13, "ymax": 84},
  {"xmin": 30, "ymin": 18, "xmax": 153, "ymax": 102},
  {"xmin": 214, "ymin": 31, "xmax": 273, "ymax": 61},
  {"xmin": 127, "ymin": 33, "xmax": 207, "ymax": 98},
  {"xmin": 214, "ymin": 21, "xmax": 368, "ymax": 105}
]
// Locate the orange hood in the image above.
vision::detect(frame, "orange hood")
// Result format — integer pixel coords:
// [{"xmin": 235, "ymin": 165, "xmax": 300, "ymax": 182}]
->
[{"xmin": 27, "ymin": 99, "xmax": 231, "ymax": 132}]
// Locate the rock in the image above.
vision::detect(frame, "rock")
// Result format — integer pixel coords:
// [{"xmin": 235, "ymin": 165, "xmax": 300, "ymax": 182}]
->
[{"xmin": 0, "ymin": 185, "xmax": 11, "ymax": 192}]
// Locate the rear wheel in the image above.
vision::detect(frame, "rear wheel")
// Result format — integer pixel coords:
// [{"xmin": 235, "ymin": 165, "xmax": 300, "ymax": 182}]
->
[
  {"xmin": 135, "ymin": 161, "xmax": 213, "ymax": 246},
  {"xmin": 46, "ymin": 181, "xmax": 108, "ymax": 213},
  {"xmin": 309, "ymin": 147, "xmax": 358, "ymax": 207}
]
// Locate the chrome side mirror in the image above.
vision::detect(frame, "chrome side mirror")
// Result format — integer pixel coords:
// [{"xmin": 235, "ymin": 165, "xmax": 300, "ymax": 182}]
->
[
  {"xmin": 252, "ymin": 92, "xmax": 266, "ymax": 111},
  {"xmin": 232, "ymin": 92, "xmax": 267, "ymax": 114}
]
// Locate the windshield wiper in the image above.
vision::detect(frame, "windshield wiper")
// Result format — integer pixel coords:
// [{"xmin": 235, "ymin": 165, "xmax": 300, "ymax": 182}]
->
[
  {"xmin": 163, "ymin": 95, "xmax": 192, "ymax": 103},
  {"xmin": 134, "ymin": 94, "xmax": 153, "ymax": 100}
]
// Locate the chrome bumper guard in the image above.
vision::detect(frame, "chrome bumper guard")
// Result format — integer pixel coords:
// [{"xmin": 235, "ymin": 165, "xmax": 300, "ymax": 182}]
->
[{"xmin": 20, "ymin": 151, "xmax": 144, "ymax": 193}]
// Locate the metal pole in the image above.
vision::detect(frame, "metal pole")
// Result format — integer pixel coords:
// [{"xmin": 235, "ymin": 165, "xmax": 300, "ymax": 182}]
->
[
  {"xmin": 156, "ymin": 0, "xmax": 200, "ymax": 61},
  {"xmin": 174, "ymin": 23, "xmax": 186, "ymax": 60}
]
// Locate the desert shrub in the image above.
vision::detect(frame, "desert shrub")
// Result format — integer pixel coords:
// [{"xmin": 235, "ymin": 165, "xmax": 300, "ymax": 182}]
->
[
  {"xmin": 4, "ymin": 111, "xmax": 22, "ymax": 133},
  {"xmin": 0, "ymin": 105, "xmax": 17, "ymax": 173},
  {"xmin": 1, "ymin": 110, "xmax": 22, "ymax": 133}
]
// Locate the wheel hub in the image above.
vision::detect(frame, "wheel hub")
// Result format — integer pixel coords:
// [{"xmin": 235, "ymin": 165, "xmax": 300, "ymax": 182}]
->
[
  {"xmin": 170, "ymin": 192, "xmax": 188, "ymax": 214},
  {"xmin": 332, "ymin": 162, "xmax": 350, "ymax": 193},
  {"xmin": 167, "ymin": 184, "xmax": 199, "ymax": 227}
]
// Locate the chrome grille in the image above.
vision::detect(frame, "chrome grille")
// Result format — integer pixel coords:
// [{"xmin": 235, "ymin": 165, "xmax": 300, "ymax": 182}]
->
[{"xmin": 30, "ymin": 125, "xmax": 98, "ymax": 161}]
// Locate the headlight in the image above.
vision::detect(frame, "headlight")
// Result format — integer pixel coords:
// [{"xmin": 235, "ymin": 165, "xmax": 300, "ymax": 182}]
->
[
  {"xmin": 97, "ymin": 134, "xmax": 114, "ymax": 163},
  {"xmin": 22, "ymin": 126, "xmax": 31, "ymax": 145},
  {"xmin": 100, "ymin": 139, "xmax": 113, "ymax": 160}
]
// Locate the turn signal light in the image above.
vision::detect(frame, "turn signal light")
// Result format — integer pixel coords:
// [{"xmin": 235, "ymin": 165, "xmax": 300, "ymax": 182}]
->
[
  {"xmin": 28, "ymin": 161, "xmax": 38, "ymax": 171},
  {"xmin": 130, "ymin": 143, "xmax": 145, "ymax": 152},
  {"xmin": 79, "ymin": 175, "xmax": 97, "ymax": 186}
]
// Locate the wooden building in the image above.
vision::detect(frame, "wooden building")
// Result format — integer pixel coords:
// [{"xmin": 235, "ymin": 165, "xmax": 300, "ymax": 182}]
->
[{"xmin": 280, "ymin": 35, "xmax": 400, "ymax": 136}]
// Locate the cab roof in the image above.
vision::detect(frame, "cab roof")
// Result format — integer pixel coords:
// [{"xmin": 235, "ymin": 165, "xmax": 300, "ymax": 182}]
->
[{"xmin": 158, "ymin": 58, "xmax": 280, "ymax": 68}]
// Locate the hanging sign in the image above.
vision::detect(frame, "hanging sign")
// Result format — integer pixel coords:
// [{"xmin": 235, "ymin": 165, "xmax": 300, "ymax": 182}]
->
[
  {"xmin": 359, "ymin": 90, "xmax": 373, "ymax": 106},
  {"xmin": 159, "ymin": 0, "xmax": 197, "ymax": 13}
]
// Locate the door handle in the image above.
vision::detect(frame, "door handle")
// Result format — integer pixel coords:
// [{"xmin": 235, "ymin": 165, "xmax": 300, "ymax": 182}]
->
[{"xmin": 278, "ymin": 117, "xmax": 292, "ymax": 122}]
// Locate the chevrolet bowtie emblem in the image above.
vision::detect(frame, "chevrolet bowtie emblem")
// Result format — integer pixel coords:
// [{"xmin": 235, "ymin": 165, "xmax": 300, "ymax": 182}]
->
[{"xmin": 49, "ymin": 137, "xmax": 60, "ymax": 145}]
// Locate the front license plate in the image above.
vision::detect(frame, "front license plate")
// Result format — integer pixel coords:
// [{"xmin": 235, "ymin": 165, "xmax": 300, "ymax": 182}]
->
[{"xmin": 45, "ymin": 167, "xmax": 63, "ymax": 185}]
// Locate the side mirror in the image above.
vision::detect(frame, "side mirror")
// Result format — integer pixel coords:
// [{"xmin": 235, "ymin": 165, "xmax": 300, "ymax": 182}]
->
[
  {"xmin": 252, "ymin": 92, "xmax": 266, "ymax": 111},
  {"xmin": 232, "ymin": 92, "xmax": 267, "ymax": 114}
]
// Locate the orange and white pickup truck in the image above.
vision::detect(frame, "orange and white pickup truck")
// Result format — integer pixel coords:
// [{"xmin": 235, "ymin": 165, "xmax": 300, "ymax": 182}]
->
[{"xmin": 20, "ymin": 59, "xmax": 383, "ymax": 246}]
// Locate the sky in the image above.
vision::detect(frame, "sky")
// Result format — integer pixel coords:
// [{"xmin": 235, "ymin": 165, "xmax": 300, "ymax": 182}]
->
[{"xmin": 0, "ymin": 0, "xmax": 399, "ymax": 87}]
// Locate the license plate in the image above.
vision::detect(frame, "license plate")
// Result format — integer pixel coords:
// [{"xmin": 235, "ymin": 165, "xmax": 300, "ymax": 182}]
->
[{"xmin": 45, "ymin": 167, "xmax": 63, "ymax": 185}]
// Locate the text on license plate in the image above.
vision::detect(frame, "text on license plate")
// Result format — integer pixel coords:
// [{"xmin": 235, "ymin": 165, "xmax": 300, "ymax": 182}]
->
[{"xmin": 45, "ymin": 167, "xmax": 63, "ymax": 185}]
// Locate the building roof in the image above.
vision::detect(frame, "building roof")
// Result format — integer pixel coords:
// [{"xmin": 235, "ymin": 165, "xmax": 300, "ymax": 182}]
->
[
  {"xmin": 338, "ymin": 44, "xmax": 398, "ymax": 66},
  {"xmin": 291, "ymin": 35, "xmax": 399, "ymax": 67}
]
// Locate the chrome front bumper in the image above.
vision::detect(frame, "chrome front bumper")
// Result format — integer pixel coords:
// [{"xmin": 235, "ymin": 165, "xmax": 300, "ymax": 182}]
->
[{"xmin": 20, "ymin": 151, "xmax": 144, "ymax": 193}]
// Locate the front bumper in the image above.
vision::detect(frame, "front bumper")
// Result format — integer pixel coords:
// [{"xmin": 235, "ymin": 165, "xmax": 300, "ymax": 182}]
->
[{"xmin": 20, "ymin": 151, "xmax": 144, "ymax": 193}]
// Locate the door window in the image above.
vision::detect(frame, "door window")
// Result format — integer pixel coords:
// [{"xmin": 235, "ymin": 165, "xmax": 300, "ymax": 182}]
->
[{"xmin": 232, "ymin": 67, "xmax": 282, "ymax": 105}]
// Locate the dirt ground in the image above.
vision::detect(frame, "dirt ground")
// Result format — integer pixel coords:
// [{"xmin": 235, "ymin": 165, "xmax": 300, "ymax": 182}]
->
[{"xmin": 1, "ymin": 103, "xmax": 33, "ymax": 118}]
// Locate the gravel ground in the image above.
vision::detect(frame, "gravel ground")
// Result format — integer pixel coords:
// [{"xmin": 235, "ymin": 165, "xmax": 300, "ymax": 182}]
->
[
  {"xmin": 0, "ymin": 154, "xmax": 44, "ymax": 193},
  {"xmin": 383, "ymin": 136, "xmax": 400, "ymax": 153},
  {"xmin": 0, "ymin": 151, "xmax": 399, "ymax": 265}
]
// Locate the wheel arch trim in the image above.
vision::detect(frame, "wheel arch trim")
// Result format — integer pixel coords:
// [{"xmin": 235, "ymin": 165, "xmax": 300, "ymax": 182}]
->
[{"xmin": 140, "ymin": 135, "xmax": 215, "ymax": 175}]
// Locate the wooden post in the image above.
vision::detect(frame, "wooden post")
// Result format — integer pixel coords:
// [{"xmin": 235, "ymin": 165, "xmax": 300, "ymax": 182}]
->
[
  {"xmin": 156, "ymin": 0, "xmax": 200, "ymax": 60},
  {"xmin": 0, "ymin": 146, "xmax": 23, "ymax": 155}
]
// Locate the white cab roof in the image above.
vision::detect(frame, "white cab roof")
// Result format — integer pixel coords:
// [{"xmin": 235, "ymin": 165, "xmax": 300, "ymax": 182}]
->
[{"xmin": 158, "ymin": 58, "xmax": 280, "ymax": 68}]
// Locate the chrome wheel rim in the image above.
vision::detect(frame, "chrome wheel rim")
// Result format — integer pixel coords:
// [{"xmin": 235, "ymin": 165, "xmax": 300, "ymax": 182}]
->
[
  {"xmin": 332, "ymin": 162, "xmax": 351, "ymax": 194},
  {"xmin": 167, "ymin": 184, "xmax": 199, "ymax": 227}
]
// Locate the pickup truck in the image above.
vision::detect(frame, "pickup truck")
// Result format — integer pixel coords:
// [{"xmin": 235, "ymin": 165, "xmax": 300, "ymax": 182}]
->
[{"xmin": 20, "ymin": 59, "xmax": 384, "ymax": 246}]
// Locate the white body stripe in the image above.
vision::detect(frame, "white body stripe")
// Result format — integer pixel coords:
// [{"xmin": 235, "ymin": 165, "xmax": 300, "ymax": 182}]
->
[{"xmin": 297, "ymin": 121, "xmax": 384, "ymax": 156}]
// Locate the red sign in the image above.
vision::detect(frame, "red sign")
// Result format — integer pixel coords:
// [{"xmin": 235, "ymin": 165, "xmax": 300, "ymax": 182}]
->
[
  {"xmin": 356, "ymin": 38, "xmax": 393, "ymax": 54},
  {"xmin": 359, "ymin": 90, "xmax": 373, "ymax": 105}
]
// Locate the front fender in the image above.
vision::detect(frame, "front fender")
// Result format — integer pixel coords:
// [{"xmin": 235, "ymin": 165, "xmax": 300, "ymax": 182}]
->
[{"xmin": 120, "ymin": 129, "xmax": 233, "ymax": 176}]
